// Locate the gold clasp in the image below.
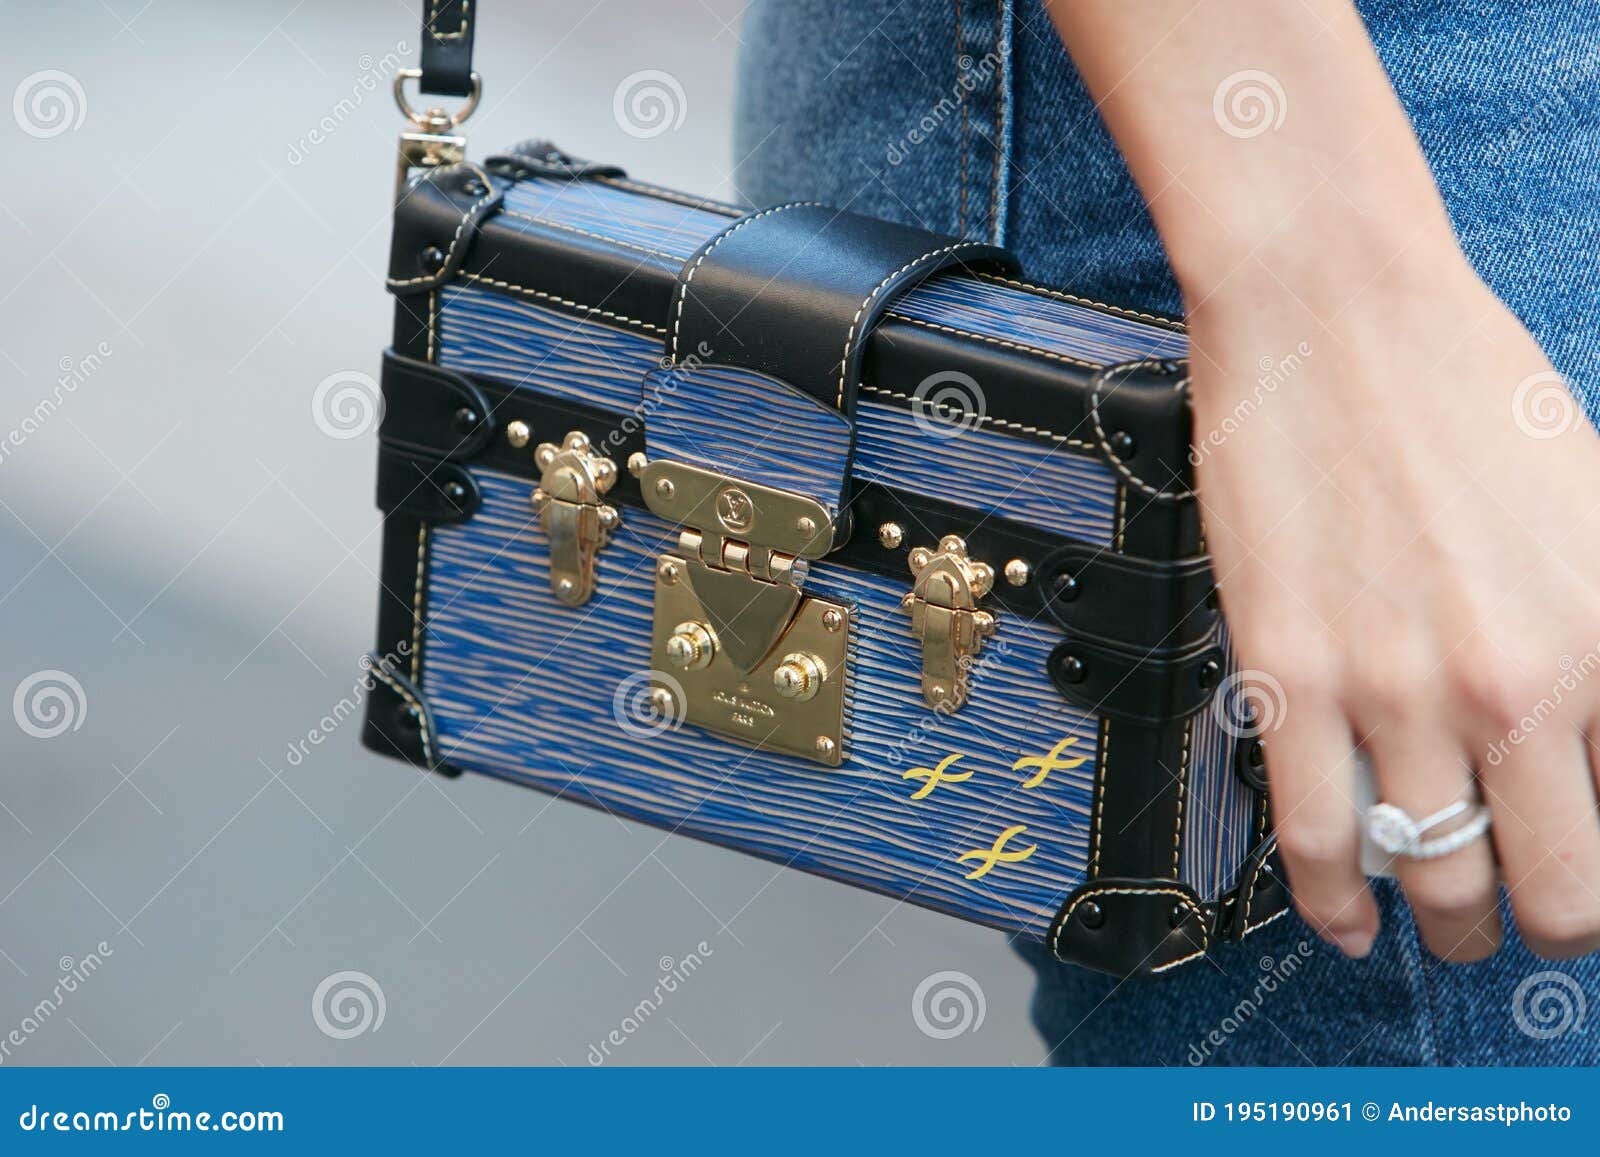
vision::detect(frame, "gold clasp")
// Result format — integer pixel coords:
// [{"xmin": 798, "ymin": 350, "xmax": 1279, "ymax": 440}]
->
[
  {"xmin": 632, "ymin": 455, "xmax": 850, "ymax": 766},
  {"xmin": 900, "ymin": 535, "xmax": 996, "ymax": 712},
  {"xmin": 530, "ymin": 432, "xmax": 619, "ymax": 607}
]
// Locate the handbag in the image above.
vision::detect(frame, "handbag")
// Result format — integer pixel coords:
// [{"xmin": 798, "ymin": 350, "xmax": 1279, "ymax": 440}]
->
[{"xmin": 362, "ymin": 1, "xmax": 1287, "ymax": 977}]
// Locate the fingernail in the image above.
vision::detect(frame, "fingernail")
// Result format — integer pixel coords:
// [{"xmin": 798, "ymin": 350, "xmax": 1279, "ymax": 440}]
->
[{"xmin": 1332, "ymin": 930, "xmax": 1375, "ymax": 959}]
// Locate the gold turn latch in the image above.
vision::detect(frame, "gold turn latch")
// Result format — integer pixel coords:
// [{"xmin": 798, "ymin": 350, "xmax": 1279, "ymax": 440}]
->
[
  {"xmin": 632, "ymin": 455, "xmax": 850, "ymax": 766},
  {"xmin": 901, "ymin": 535, "xmax": 997, "ymax": 712},
  {"xmin": 530, "ymin": 431, "xmax": 619, "ymax": 607}
]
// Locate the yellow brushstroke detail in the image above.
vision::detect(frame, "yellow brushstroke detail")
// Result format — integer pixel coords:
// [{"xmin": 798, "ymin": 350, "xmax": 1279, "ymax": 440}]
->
[
  {"xmin": 1013, "ymin": 736, "xmax": 1088, "ymax": 789},
  {"xmin": 902, "ymin": 752, "xmax": 974, "ymax": 800},
  {"xmin": 956, "ymin": 824, "xmax": 1037, "ymax": 880}
]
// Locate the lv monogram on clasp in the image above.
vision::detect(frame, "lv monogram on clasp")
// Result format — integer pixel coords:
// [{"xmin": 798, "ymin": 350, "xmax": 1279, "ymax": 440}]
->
[{"xmin": 628, "ymin": 454, "xmax": 851, "ymax": 766}]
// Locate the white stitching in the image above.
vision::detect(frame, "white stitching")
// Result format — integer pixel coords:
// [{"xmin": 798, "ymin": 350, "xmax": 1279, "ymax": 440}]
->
[
  {"xmin": 858, "ymin": 383, "xmax": 1094, "ymax": 448},
  {"xmin": 883, "ymin": 312, "xmax": 1100, "ymax": 370},
  {"xmin": 974, "ymin": 271, "xmax": 1187, "ymax": 332},
  {"xmin": 1172, "ymin": 717, "xmax": 1192, "ymax": 877},
  {"xmin": 454, "ymin": 271, "xmax": 666, "ymax": 335},
  {"xmin": 498, "ymin": 209, "xmax": 686, "ymax": 261},
  {"xmin": 594, "ymin": 176, "xmax": 744, "ymax": 217},
  {"xmin": 1051, "ymin": 886, "xmax": 1208, "ymax": 962},
  {"xmin": 837, "ymin": 242, "xmax": 993, "ymax": 409},
  {"xmin": 411, "ymin": 522, "xmax": 428, "ymax": 681},
  {"xmin": 670, "ymin": 202, "xmax": 826, "ymax": 364},
  {"xmin": 369, "ymin": 664, "xmax": 436, "ymax": 767},
  {"xmin": 1088, "ymin": 717, "xmax": 1111, "ymax": 876},
  {"xmin": 427, "ymin": 0, "xmax": 469, "ymax": 39},
  {"xmin": 386, "ymin": 163, "xmax": 496, "ymax": 288},
  {"xmin": 1089, "ymin": 359, "xmax": 1197, "ymax": 502}
]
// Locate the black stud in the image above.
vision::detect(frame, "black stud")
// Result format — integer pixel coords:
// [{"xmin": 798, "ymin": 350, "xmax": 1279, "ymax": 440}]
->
[
  {"xmin": 1158, "ymin": 359, "xmax": 1182, "ymax": 375},
  {"xmin": 452, "ymin": 406, "xmax": 480, "ymax": 434},
  {"xmin": 1197, "ymin": 658, "xmax": 1221, "ymax": 689},
  {"xmin": 461, "ymin": 178, "xmax": 487, "ymax": 197},
  {"xmin": 444, "ymin": 480, "xmax": 468, "ymax": 505},
  {"xmin": 419, "ymin": 245, "xmax": 446, "ymax": 274},
  {"xmin": 1169, "ymin": 902, "xmax": 1189, "ymax": 928},
  {"xmin": 1052, "ymin": 572, "xmax": 1080, "ymax": 602},
  {"xmin": 1058, "ymin": 654, "xmax": 1088, "ymax": 684},
  {"xmin": 1109, "ymin": 430, "xmax": 1137, "ymax": 458},
  {"xmin": 1077, "ymin": 901, "xmax": 1105, "ymax": 929},
  {"xmin": 400, "ymin": 706, "xmax": 422, "ymax": 731}
]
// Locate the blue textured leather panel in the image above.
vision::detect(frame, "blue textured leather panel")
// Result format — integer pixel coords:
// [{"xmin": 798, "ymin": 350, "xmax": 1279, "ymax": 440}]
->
[
  {"xmin": 642, "ymin": 364, "xmax": 853, "ymax": 517},
  {"xmin": 437, "ymin": 284, "xmax": 1123, "ymax": 545},
  {"xmin": 422, "ymin": 468, "xmax": 1100, "ymax": 937},
  {"xmin": 1182, "ymin": 626, "xmax": 1258, "ymax": 894}
]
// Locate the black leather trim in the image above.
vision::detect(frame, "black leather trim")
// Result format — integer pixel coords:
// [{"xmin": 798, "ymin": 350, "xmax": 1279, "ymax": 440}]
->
[
  {"xmin": 361, "ymin": 657, "xmax": 453, "ymax": 774},
  {"xmin": 485, "ymin": 140, "xmax": 626, "ymax": 182},
  {"xmin": 388, "ymin": 165, "xmax": 504, "ymax": 295},
  {"xmin": 1211, "ymin": 841, "xmax": 1289, "ymax": 942},
  {"xmin": 377, "ymin": 447, "xmax": 481, "ymax": 524},
  {"xmin": 379, "ymin": 349, "xmax": 492, "ymax": 459},
  {"xmin": 1048, "ymin": 877, "xmax": 1210, "ymax": 977},
  {"xmin": 1088, "ymin": 358, "xmax": 1195, "ymax": 504},
  {"xmin": 418, "ymin": 0, "xmax": 476, "ymax": 97},
  {"xmin": 1049, "ymin": 636, "xmax": 1223, "ymax": 726},
  {"xmin": 670, "ymin": 204, "xmax": 1018, "ymax": 415},
  {"xmin": 1040, "ymin": 544, "xmax": 1217, "ymax": 653}
]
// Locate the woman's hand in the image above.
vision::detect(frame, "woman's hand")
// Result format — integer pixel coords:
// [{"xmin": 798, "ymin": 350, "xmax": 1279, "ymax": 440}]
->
[
  {"xmin": 1048, "ymin": 0, "xmax": 1600, "ymax": 959},
  {"xmin": 1189, "ymin": 243, "xmax": 1600, "ymax": 962}
]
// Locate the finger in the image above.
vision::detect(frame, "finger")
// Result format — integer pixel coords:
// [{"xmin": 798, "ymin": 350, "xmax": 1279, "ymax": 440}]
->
[
  {"xmin": 1366, "ymin": 728, "xmax": 1500, "ymax": 961},
  {"xmin": 1265, "ymin": 704, "xmax": 1379, "ymax": 956},
  {"xmin": 1484, "ymin": 725, "xmax": 1600, "ymax": 959}
]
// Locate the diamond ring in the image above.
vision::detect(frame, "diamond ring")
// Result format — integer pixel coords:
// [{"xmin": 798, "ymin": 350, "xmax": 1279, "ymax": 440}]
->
[{"xmin": 1365, "ymin": 799, "xmax": 1491, "ymax": 861}]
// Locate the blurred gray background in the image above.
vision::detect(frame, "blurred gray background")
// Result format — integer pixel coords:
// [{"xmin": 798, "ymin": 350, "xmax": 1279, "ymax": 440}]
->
[{"xmin": 0, "ymin": 0, "xmax": 1042, "ymax": 1065}]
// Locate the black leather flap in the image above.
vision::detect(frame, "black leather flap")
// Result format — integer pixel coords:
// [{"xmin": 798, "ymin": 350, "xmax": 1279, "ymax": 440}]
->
[
  {"xmin": 1049, "ymin": 636, "xmax": 1223, "ymax": 726},
  {"xmin": 669, "ymin": 204, "xmax": 1019, "ymax": 414},
  {"xmin": 376, "ymin": 447, "xmax": 480, "ymax": 524},
  {"xmin": 379, "ymin": 349, "xmax": 492, "ymax": 459},
  {"xmin": 387, "ymin": 164, "xmax": 504, "ymax": 295},
  {"xmin": 1040, "ymin": 544, "xmax": 1217, "ymax": 652},
  {"xmin": 1049, "ymin": 878, "xmax": 1210, "ymax": 977}
]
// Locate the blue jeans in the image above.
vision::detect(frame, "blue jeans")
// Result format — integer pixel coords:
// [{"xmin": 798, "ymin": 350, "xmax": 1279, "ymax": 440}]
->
[{"xmin": 736, "ymin": 0, "xmax": 1600, "ymax": 1064}]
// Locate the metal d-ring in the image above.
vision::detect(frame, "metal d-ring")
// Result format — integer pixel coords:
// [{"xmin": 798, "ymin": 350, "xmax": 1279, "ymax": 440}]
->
[{"xmin": 392, "ymin": 67, "xmax": 481, "ymax": 131}]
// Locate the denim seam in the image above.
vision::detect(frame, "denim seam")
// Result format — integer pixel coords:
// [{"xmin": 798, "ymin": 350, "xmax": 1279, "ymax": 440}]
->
[
  {"xmin": 1399, "ymin": 902, "xmax": 1442, "ymax": 1065},
  {"xmin": 956, "ymin": 0, "xmax": 969, "ymax": 235}
]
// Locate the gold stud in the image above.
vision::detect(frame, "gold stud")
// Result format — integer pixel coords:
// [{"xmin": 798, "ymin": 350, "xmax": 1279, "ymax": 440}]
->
[
  {"xmin": 814, "ymin": 736, "xmax": 836, "ymax": 760},
  {"xmin": 878, "ymin": 521, "xmax": 905, "ymax": 549},
  {"xmin": 1004, "ymin": 558, "xmax": 1031, "ymax": 587},
  {"xmin": 506, "ymin": 420, "xmax": 531, "ymax": 448},
  {"xmin": 627, "ymin": 451, "xmax": 649, "ymax": 477}
]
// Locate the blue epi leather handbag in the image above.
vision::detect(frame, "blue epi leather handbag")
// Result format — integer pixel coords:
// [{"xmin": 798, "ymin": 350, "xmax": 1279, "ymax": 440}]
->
[{"xmin": 362, "ymin": 3, "xmax": 1287, "ymax": 977}]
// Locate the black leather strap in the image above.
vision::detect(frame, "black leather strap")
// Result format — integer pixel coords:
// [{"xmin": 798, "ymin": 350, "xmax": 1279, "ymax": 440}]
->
[
  {"xmin": 419, "ymin": 0, "xmax": 477, "ymax": 98},
  {"xmin": 668, "ymin": 204, "xmax": 1018, "ymax": 414}
]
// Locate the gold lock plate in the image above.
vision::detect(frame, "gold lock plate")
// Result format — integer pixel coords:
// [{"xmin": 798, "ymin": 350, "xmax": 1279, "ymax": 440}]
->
[
  {"xmin": 900, "ymin": 535, "xmax": 996, "ymax": 712},
  {"xmin": 531, "ymin": 432, "xmax": 618, "ymax": 607},
  {"xmin": 636, "ymin": 457, "xmax": 849, "ymax": 766},
  {"xmin": 651, "ymin": 556, "xmax": 849, "ymax": 766}
]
